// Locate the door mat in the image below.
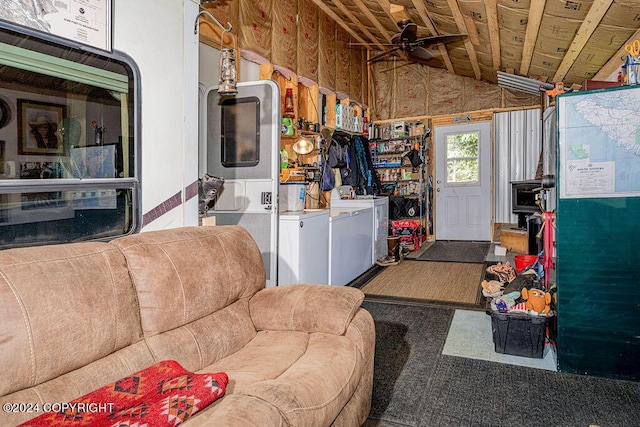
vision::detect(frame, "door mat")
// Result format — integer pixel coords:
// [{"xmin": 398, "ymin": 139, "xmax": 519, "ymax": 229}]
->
[
  {"xmin": 416, "ymin": 240, "xmax": 490, "ymax": 263},
  {"xmin": 360, "ymin": 260, "xmax": 484, "ymax": 305}
]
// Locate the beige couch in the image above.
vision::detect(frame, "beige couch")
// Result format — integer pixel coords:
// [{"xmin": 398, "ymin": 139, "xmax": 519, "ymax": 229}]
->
[{"xmin": 0, "ymin": 226, "xmax": 375, "ymax": 426}]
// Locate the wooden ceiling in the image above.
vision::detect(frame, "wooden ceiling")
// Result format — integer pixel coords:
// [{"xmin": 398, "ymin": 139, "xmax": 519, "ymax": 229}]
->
[{"xmin": 312, "ymin": 0, "xmax": 640, "ymax": 89}]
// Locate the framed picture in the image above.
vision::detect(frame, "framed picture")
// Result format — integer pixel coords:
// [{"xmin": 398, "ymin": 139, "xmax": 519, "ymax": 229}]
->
[{"xmin": 18, "ymin": 100, "xmax": 67, "ymax": 155}]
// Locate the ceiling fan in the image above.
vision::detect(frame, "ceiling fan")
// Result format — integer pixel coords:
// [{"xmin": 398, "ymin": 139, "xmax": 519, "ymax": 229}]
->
[{"xmin": 355, "ymin": 19, "xmax": 466, "ymax": 66}]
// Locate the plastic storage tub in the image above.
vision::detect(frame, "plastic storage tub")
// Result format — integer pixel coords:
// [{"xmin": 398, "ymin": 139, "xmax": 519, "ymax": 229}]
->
[{"xmin": 490, "ymin": 311, "xmax": 551, "ymax": 358}]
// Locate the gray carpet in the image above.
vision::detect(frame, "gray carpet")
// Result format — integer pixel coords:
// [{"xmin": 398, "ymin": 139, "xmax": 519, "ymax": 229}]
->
[
  {"xmin": 362, "ymin": 300, "xmax": 640, "ymax": 427},
  {"xmin": 416, "ymin": 241, "xmax": 490, "ymax": 264}
]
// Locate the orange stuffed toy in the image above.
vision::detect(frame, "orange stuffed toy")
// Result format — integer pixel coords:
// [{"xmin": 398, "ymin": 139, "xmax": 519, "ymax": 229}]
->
[{"xmin": 521, "ymin": 287, "xmax": 551, "ymax": 315}]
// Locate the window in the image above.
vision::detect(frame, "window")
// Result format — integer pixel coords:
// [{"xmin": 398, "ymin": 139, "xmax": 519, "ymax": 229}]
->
[
  {"xmin": 0, "ymin": 25, "xmax": 139, "ymax": 248},
  {"xmin": 446, "ymin": 132, "xmax": 479, "ymax": 184},
  {"xmin": 220, "ymin": 97, "xmax": 260, "ymax": 167}
]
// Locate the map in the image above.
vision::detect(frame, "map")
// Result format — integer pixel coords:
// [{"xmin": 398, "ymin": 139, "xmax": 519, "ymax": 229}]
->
[
  {"xmin": 558, "ymin": 86, "xmax": 640, "ymax": 198},
  {"xmin": 0, "ymin": 0, "xmax": 110, "ymax": 51}
]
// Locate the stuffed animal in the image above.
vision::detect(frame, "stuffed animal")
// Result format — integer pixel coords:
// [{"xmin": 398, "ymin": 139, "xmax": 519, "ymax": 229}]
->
[{"xmin": 521, "ymin": 287, "xmax": 551, "ymax": 315}]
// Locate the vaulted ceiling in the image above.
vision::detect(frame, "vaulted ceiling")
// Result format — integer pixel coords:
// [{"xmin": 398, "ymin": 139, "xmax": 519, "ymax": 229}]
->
[{"xmin": 311, "ymin": 0, "xmax": 640, "ymax": 89}]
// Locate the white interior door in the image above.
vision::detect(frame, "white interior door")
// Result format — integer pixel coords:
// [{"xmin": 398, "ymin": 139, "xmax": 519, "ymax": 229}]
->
[{"xmin": 434, "ymin": 121, "xmax": 491, "ymax": 241}]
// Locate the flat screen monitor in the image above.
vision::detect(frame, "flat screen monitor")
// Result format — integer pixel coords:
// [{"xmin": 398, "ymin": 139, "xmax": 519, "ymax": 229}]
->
[{"xmin": 221, "ymin": 97, "xmax": 260, "ymax": 167}]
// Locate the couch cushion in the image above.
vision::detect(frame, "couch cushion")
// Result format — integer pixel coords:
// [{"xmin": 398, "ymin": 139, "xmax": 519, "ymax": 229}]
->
[
  {"xmin": 0, "ymin": 242, "xmax": 141, "ymax": 398},
  {"xmin": 144, "ymin": 299, "xmax": 258, "ymax": 373},
  {"xmin": 110, "ymin": 226, "xmax": 265, "ymax": 337},
  {"xmin": 249, "ymin": 284, "xmax": 365, "ymax": 335},
  {"xmin": 202, "ymin": 331, "xmax": 362, "ymax": 426},
  {"xmin": 203, "ymin": 330, "xmax": 310, "ymax": 393}
]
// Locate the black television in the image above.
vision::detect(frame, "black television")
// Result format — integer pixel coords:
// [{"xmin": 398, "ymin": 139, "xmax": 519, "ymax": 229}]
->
[{"xmin": 511, "ymin": 180, "xmax": 541, "ymax": 228}]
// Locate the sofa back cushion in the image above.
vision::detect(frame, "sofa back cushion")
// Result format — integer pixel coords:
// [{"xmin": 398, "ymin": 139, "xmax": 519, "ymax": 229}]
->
[
  {"xmin": 0, "ymin": 242, "xmax": 141, "ymax": 397},
  {"xmin": 110, "ymin": 226, "xmax": 265, "ymax": 337}
]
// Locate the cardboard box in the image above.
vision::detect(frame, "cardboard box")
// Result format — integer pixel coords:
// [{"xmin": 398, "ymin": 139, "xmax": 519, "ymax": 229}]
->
[{"xmin": 500, "ymin": 228, "xmax": 528, "ymax": 253}]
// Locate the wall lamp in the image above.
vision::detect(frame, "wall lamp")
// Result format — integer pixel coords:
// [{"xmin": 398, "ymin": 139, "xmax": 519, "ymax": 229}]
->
[
  {"xmin": 292, "ymin": 137, "xmax": 314, "ymax": 155},
  {"xmin": 194, "ymin": 8, "xmax": 237, "ymax": 96}
]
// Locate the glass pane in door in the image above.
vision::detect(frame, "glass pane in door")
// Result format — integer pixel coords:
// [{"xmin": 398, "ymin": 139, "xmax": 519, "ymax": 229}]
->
[{"xmin": 446, "ymin": 132, "xmax": 479, "ymax": 183}]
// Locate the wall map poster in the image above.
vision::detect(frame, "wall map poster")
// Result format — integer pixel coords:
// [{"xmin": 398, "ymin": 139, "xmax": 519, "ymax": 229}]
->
[
  {"xmin": 557, "ymin": 86, "xmax": 640, "ymax": 199},
  {"xmin": 0, "ymin": 0, "xmax": 111, "ymax": 51}
]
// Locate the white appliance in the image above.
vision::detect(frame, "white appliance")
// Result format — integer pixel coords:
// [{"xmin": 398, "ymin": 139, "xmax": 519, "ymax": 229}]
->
[
  {"xmin": 331, "ymin": 188, "xmax": 389, "ymax": 264},
  {"xmin": 328, "ymin": 208, "xmax": 373, "ymax": 286},
  {"xmin": 278, "ymin": 209, "xmax": 329, "ymax": 286}
]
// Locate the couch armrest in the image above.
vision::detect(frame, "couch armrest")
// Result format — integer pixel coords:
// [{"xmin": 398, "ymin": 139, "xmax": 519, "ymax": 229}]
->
[{"xmin": 249, "ymin": 284, "xmax": 365, "ymax": 335}]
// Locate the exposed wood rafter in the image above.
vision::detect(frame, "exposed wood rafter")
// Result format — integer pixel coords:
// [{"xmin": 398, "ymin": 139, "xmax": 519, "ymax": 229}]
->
[
  {"xmin": 519, "ymin": 0, "xmax": 546, "ymax": 77},
  {"xmin": 552, "ymin": 0, "xmax": 614, "ymax": 82},
  {"xmin": 310, "ymin": 0, "xmax": 369, "ymax": 46},
  {"xmin": 594, "ymin": 27, "xmax": 640, "ymax": 81},
  {"xmin": 482, "ymin": 0, "xmax": 500, "ymax": 71},
  {"xmin": 331, "ymin": 0, "xmax": 387, "ymax": 51},
  {"xmin": 447, "ymin": 0, "xmax": 481, "ymax": 79},
  {"xmin": 411, "ymin": 0, "xmax": 455, "ymax": 73},
  {"xmin": 352, "ymin": 0, "xmax": 393, "ymax": 43}
]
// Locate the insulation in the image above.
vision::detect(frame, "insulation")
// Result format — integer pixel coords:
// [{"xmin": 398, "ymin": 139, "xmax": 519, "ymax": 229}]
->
[
  {"xmin": 429, "ymin": 67, "xmax": 465, "ymax": 116},
  {"xmin": 503, "ymin": 88, "xmax": 539, "ymax": 107},
  {"xmin": 271, "ymin": 0, "xmax": 297, "ymax": 73},
  {"xmin": 335, "ymin": 25, "xmax": 350, "ymax": 95},
  {"xmin": 394, "ymin": 63, "xmax": 429, "ymax": 118},
  {"xmin": 318, "ymin": 11, "xmax": 336, "ymax": 92},
  {"xmin": 205, "ymin": 0, "xmax": 239, "ymax": 33},
  {"xmin": 238, "ymin": 0, "xmax": 272, "ymax": 61},
  {"xmin": 350, "ymin": 44, "xmax": 364, "ymax": 103},
  {"xmin": 463, "ymin": 79, "xmax": 502, "ymax": 112},
  {"xmin": 370, "ymin": 60, "xmax": 394, "ymax": 121},
  {"xmin": 297, "ymin": 0, "xmax": 319, "ymax": 84}
]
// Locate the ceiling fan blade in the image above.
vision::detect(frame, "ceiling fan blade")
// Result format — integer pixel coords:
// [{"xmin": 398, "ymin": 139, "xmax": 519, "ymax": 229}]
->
[
  {"xmin": 367, "ymin": 46, "xmax": 402, "ymax": 63},
  {"xmin": 413, "ymin": 34, "xmax": 467, "ymax": 47},
  {"xmin": 408, "ymin": 46, "xmax": 434, "ymax": 61},
  {"xmin": 407, "ymin": 51, "xmax": 445, "ymax": 68}
]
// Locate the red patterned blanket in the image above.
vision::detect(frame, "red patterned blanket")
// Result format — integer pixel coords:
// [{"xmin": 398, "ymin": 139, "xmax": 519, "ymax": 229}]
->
[{"xmin": 21, "ymin": 360, "xmax": 228, "ymax": 426}]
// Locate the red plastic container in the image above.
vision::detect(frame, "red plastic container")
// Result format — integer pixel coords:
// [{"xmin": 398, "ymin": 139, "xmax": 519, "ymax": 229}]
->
[{"xmin": 514, "ymin": 255, "xmax": 538, "ymax": 274}]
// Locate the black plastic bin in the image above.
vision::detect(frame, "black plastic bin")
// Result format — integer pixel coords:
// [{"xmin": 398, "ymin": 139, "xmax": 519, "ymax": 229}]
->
[{"xmin": 490, "ymin": 311, "xmax": 552, "ymax": 358}]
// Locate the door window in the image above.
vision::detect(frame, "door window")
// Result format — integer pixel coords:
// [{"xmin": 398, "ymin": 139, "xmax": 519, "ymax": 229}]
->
[{"xmin": 446, "ymin": 132, "xmax": 479, "ymax": 184}]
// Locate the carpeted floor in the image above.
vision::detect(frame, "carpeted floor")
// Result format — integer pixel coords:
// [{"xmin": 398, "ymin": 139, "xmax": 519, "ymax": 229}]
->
[
  {"xmin": 416, "ymin": 241, "xmax": 491, "ymax": 264},
  {"xmin": 360, "ymin": 261, "xmax": 484, "ymax": 305},
  {"xmin": 362, "ymin": 300, "xmax": 640, "ymax": 427}
]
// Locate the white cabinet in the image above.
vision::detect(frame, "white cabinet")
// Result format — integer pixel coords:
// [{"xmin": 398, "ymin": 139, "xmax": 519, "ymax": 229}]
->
[
  {"xmin": 278, "ymin": 210, "xmax": 329, "ymax": 286},
  {"xmin": 328, "ymin": 208, "xmax": 373, "ymax": 286}
]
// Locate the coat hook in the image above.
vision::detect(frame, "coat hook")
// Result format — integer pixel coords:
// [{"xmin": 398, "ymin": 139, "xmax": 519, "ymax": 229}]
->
[{"xmin": 194, "ymin": 9, "xmax": 232, "ymax": 35}]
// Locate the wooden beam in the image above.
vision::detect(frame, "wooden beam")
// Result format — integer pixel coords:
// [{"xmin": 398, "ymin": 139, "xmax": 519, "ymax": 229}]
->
[
  {"xmin": 519, "ymin": 0, "xmax": 546, "ymax": 77},
  {"xmin": 352, "ymin": 0, "xmax": 393, "ymax": 43},
  {"xmin": 447, "ymin": 0, "xmax": 481, "ymax": 80},
  {"xmin": 332, "ymin": 0, "xmax": 387, "ymax": 50},
  {"xmin": 552, "ymin": 0, "xmax": 614, "ymax": 82},
  {"xmin": 412, "ymin": 0, "xmax": 456, "ymax": 74},
  {"xmin": 310, "ymin": 0, "xmax": 369, "ymax": 46},
  {"xmin": 375, "ymin": 0, "xmax": 401, "ymax": 26},
  {"xmin": 482, "ymin": 0, "xmax": 501, "ymax": 70},
  {"xmin": 593, "ymin": 28, "xmax": 640, "ymax": 81}
]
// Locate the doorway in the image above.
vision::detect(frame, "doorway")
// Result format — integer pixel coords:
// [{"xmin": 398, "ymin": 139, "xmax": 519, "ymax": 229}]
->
[{"xmin": 434, "ymin": 121, "xmax": 491, "ymax": 241}]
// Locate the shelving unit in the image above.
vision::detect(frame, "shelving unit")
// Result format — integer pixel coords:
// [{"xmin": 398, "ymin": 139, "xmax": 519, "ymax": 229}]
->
[{"xmin": 369, "ymin": 133, "xmax": 427, "ymax": 249}]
